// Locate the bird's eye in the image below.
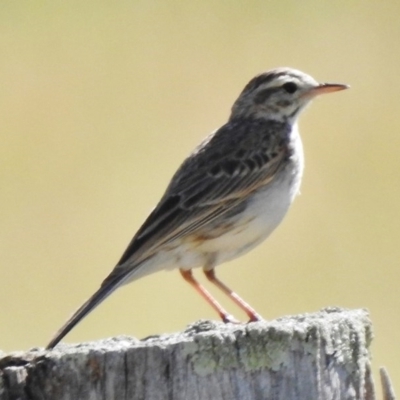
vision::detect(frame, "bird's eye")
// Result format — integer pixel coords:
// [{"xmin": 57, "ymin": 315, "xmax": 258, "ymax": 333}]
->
[{"xmin": 282, "ymin": 82, "xmax": 298, "ymax": 94}]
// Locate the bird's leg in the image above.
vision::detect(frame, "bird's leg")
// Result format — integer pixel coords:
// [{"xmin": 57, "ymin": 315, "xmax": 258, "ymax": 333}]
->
[
  {"xmin": 179, "ymin": 269, "xmax": 239, "ymax": 323},
  {"xmin": 203, "ymin": 268, "xmax": 264, "ymax": 322}
]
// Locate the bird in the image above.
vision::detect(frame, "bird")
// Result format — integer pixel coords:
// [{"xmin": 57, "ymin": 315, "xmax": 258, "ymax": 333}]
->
[{"xmin": 46, "ymin": 67, "xmax": 348, "ymax": 349}]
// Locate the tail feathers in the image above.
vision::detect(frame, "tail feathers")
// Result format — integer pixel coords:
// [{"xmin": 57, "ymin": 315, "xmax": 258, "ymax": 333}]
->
[{"xmin": 46, "ymin": 272, "xmax": 128, "ymax": 349}]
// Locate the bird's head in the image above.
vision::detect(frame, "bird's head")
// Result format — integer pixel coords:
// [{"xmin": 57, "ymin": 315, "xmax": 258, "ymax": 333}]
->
[{"xmin": 231, "ymin": 68, "xmax": 348, "ymax": 123}]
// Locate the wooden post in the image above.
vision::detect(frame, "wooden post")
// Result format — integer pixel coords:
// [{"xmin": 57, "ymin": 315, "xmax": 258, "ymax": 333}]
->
[{"xmin": 0, "ymin": 308, "xmax": 378, "ymax": 400}]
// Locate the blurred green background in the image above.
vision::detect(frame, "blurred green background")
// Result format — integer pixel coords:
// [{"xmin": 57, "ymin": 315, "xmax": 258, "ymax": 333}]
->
[{"xmin": 1, "ymin": 0, "xmax": 399, "ymax": 391}]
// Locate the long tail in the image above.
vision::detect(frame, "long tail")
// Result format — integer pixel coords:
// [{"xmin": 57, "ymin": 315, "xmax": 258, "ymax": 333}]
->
[{"xmin": 46, "ymin": 270, "xmax": 130, "ymax": 349}]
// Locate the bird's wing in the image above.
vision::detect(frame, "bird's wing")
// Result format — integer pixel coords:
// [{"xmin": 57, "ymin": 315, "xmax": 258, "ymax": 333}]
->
[{"xmin": 114, "ymin": 119, "xmax": 291, "ymax": 269}]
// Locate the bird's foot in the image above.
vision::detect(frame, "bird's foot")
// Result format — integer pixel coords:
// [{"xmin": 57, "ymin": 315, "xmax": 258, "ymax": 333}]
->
[
  {"xmin": 221, "ymin": 314, "xmax": 240, "ymax": 324},
  {"xmin": 247, "ymin": 313, "xmax": 265, "ymax": 323}
]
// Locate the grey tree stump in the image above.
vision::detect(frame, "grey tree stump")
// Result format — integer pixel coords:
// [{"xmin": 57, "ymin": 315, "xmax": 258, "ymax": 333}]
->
[{"xmin": 0, "ymin": 308, "xmax": 376, "ymax": 400}]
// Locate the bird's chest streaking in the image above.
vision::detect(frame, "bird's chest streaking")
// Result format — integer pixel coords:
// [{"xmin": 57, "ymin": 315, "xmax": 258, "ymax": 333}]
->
[{"xmin": 170, "ymin": 123, "xmax": 304, "ymax": 270}]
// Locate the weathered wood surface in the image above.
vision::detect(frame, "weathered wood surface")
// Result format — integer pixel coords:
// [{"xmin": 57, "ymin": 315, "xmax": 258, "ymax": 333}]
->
[
  {"xmin": 0, "ymin": 308, "xmax": 375, "ymax": 400},
  {"xmin": 380, "ymin": 367, "xmax": 397, "ymax": 400}
]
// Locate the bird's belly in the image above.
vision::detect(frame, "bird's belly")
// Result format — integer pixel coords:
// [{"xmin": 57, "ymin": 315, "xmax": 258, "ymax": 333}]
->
[
  {"xmin": 130, "ymin": 178, "xmax": 295, "ymax": 279},
  {"xmin": 175, "ymin": 161, "xmax": 302, "ymax": 269}
]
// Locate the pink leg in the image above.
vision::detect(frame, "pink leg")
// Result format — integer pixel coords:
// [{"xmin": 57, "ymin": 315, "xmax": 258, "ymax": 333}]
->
[
  {"xmin": 179, "ymin": 269, "xmax": 239, "ymax": 323},
  {"xmin": 203, "ymin": 268, "xmax": 264, "ymax": 322}
]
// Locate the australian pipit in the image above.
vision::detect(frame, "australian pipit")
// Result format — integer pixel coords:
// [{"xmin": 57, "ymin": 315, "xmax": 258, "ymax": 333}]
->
[{"xmin": 47, "ymin": 67, "xmax": 348, "ymax": 349}]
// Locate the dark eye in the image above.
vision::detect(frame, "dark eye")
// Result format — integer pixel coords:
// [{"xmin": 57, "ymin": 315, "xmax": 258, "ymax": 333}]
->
[{"xmin": 282, "ymin": 82, "xmax": 298, "ymax": 94}]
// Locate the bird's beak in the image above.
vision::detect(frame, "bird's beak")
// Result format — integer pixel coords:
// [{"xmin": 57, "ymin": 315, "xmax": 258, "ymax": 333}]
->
[{"xmin": 304, "ymin": 83, "xmax": 350, "ymax": 98}]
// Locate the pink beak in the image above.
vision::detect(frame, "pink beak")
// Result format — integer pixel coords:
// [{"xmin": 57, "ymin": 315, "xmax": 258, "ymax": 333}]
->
[{"xmin": 305, "ymin": 83, "xmax": 349, "ymax": 98}]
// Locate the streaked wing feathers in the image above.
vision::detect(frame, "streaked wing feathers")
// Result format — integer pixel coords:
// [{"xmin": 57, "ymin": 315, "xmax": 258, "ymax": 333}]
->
[{"xmin": 114, "ymin": 118, "xmax": 290, "ymax": 272}]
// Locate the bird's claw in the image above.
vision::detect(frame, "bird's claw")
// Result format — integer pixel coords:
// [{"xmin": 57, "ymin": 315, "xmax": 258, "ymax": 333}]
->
[{"xmin": 222, "ymin": 314, "xmax": 240, "ymax": 324}]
